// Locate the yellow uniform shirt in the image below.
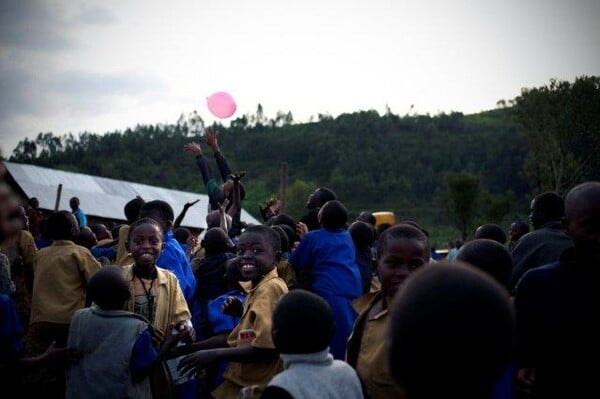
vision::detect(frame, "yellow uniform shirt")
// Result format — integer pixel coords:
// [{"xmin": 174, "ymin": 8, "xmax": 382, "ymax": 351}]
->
[
  {"xmin": 346, "ymin": 291, "xmax": 406, "ymax": 399},
  {"xmin": 30, "ymin": 240, "xmax": 101, "ymax": 324},
  {"xmin": 213, "ymin": 268, "xmax": 289, "ymax": 399}
]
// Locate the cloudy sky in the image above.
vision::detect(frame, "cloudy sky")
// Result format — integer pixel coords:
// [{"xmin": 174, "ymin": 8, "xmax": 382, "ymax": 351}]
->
[{"xmin": 1, "ymin": 0, "xmax": 598, "ymax": 156}]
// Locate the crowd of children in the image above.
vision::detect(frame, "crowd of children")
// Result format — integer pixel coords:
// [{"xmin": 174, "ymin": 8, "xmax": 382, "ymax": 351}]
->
[{"xmin": 1, "ymin": 137, "xmax": 599, "ymax": 399}]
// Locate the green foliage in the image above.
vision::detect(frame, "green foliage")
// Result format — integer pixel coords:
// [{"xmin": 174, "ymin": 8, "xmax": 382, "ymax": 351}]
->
[
  {"xmin": 512, "ymin": 75, "xmax": 600, "ymax": 194},
  {"xmin": 444, "ymin": 171, "xmax": 482, "ymax": 241}
]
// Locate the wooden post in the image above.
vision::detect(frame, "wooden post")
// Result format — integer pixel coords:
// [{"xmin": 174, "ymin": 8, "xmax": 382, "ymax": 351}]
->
[
  {"xmin": 279, "ymin": 162, "xmax": 288, "ymax": 214},
  {"xmin": 54, "ymin": 183, "xmax": 62, "ymax": 211}
]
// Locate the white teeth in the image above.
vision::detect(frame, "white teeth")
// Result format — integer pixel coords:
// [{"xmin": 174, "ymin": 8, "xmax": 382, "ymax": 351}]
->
[
  {"xmin": 140, "ymin": 254, "xmax": 154, "ymax": 261},
  {"xmin": 241, "ymin": 264, "xmax": 256, "ymax": 272}
]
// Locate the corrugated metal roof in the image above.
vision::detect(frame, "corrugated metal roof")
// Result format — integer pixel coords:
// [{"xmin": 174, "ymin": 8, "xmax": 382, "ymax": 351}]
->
[{"xmin": 3, "ymin": 161, "xmax": 261, "ymax": 230}]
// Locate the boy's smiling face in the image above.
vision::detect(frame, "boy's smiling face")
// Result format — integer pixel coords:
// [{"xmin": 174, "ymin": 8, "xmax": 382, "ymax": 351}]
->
[
  {"xmin": 235, "ymin": 231, "xmax": 280, "ymax": 283},
  {"xmin": 378, "ymin": 237, "xmax": 428, "ymax": 297},
  {"xmin": 128, "ymin": 223, "xmax": 165, "ymax": 267}
]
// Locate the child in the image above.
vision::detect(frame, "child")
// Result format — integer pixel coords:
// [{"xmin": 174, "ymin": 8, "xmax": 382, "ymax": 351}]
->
[
  {"xmin": 289, "ymin": 200, "xmax": 362, "ymax": 360},
  {"xmin": 116, "ymin": 196, "xmax": 146, "ymax": 265},
  {"xmin": 388, "ymin": 263, "xmax": 515, "ymax": 399},
  {"xmin": 263, "ymin": 289, "xmax": 364, "ymax": 399},
  {"xmin": 177, "ymin": 225, "xmax": 289, "ymax": 399},
  {"xmin": 346, "ymin": 223, "xmax": 430, "ymax": 398},
  {"xmin": 299, "ymin": 187, "xmax": 337, "ymax": 231},
  {"xmin": 121, "ymin": 217, "xmax": 195, "ymax": 399},
  {"xmin": 456, "ymin": 238, "xmax": 513, "ymax": 289},
  {"xmin": 65, "ymin": 265, "xmax": 180, "ymax": 399},
  {"xmin": 348, "ymin": 220, "xmax": 377, "ymax": 295},
  {"xmin": 25, "ymin": 210, "xmax": 102, "ymax": 397},
  {"xmin": 271, "ymin": 225, "xmax": 297, "ymax": 289}
]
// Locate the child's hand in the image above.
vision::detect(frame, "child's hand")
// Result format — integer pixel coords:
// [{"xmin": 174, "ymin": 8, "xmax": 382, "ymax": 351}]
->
[
  {"xmin": 174, "ymin": 321, "xmax": 195, "ymax": 345},
  {"xmin": 184, "ymin": 142, "xmax": 203, "ymax": 156},
  {"xmin": 204, "ymin": 128, "xmax": 220, "ymax": 152},
  {"xmin": 222, "ymin": 296, "xmax": 244, "ymax": 317},
  {"xmin": 162, "ymin": 325, "xmax": 181, "ymax": 351},
  {"xmin": 177, "ymin": 350, "xmax": 219, "ymax": 378},
  {"xmin": 41, "ymin": 341, "xmax": 81, "ymax": 366},
  {"xmin": 237, "ymin": 385, "xmax": 260, "ymax": 399},
  {"xmin": 184, "ymin": 199, "xmax": 200, "ymax": 209},
  {"xmin": 295, "ymin": 222, "xmax": 308, "ymax": 239},
  {"xmin": 151, "ymin": 328, "xmax": 165, "ymax": 348},
  {"xmin": 229, "ymin": 171, "xmax": 246, "ymax": 182}
]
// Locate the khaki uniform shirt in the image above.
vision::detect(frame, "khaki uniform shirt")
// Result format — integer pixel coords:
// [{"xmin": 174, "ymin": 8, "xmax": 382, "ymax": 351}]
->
[
  {"xmin": 116, "ymin": 225, "xmax": 133, "ymax": 266},
  {"xmin": 122, "ymin": 264, "xmax": 191, "ymax": 333},
  {"xmin": 214, "ymin": 268, "xmax": 288, "ymax": 399},
  {"xmin": 30, "ymin": 240, "xmax": 101, "ymax": 324},
  {"xmin": 346, "ymin": 291, "xmax": 406, "ymax": 399}
]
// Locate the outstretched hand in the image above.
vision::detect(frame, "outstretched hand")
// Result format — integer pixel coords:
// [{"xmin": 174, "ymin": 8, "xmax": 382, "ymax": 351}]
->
[
  {"xmin": 42, "ymin": 341, "xmax": 81, "ymax": 366},
  {"xmin": 230, "ymin": 171, "xmax": 246, "ymax": 183},
  {"xmin": 183, "ymin": 142, "xmax": 203, "ymax": 156},
  {"xmin": 177, "ymin": 350, "xmax": 219, "ymax": 378},
  {"xmin": 204, "ymin": 128, "xmax": 220, "ymax": 153},
  {"xmin": 184, "ymin": 199, "xmax": 200, "ymax": 209}
]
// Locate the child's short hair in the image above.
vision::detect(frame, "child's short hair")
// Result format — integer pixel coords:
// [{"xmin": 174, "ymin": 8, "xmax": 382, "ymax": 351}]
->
[
  {"xmin": 474, "ymin": 223, "xmax": 507, "ymax": 245},
  {"xmin": 225, "ymin": 257, "xmax": 243, "ymax": 291},
  {"xmin": 74, "ymin": 226, "xmax": 98, "ymax": 249},
  {"xmin": 456, "ymin": 239, "xmax": 512, "ymax": 287},
  {"xmin": 124, "ymin": 196, "xmax": 145, "ymax": 224},
  {"xmin": 271, "ymin": 225, "xmax": 290, "ymax": 253},
  {"xmin": 533, "ymin": 192, "xmax": 565, "ymax": 221},
  {"xmin": 87, "ymin": 266, "xmax": 131, "ymax": 310},
  {"xmin": 128, "ymin": 217, "xmax": 164, "ymax": 242},
  {"xmin": 202, "ymin": 227, "xmax": 233, "ymax": 256},
  {"xmin": 273, "ymin": 224, "xmax": 296, "ymax": 250},
  {"xmin": 265, "ymin": 214, "xmax": 296, "ymax": 232},
  {"xmin": 139, "ymin": 200, "xmax": 174, "ymax": 227},
  {"xmin": 377, "ymin": 223, "xmax": 430, "ymax": 259},
  {"xmin": 349, "ymin": 221, "xmax": 376, "ymax": 250},
  {"xmin": 319, "ymin": 200, "xmax": 348, "ymax": 230},
  {"xmin": 272, "ymin": 289, "xmax": 334, "ymax": 354},
  {"xmin": 388, "ymin": 263, "xmax": 515, "ymax": 399},
  {"xmin": 242, "ymin": 225, "xmax": 281, "ymax": 253},
  {"xmin": 47, "ymin": 210, "xmax": 78, "ymax": 240},
  {"xmin": 173, "ymin": 227, "xmax": 191, "ymax": 244},
  {"xmin": 310, "ymin": 187, "xmax": 337, "ymax": 208},
  {"xmin": 357, "ymin": 211, "xmax": 376, "ymax": 226}
]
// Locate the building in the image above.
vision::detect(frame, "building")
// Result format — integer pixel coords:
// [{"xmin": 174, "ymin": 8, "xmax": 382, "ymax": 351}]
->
[{"xmin": 2, "ymin": 161, "xmax": 261, "ymax": 233}]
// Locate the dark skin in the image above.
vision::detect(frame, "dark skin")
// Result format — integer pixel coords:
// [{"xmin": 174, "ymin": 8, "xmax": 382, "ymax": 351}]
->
[{"xmin": 177, "ymin": 231, "xmax": 281, "ymax": 378}]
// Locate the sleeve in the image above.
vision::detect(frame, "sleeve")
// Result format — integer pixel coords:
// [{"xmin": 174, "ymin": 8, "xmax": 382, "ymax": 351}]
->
[
  {"xmin": 288, "ymin": 235, "xmax": 314, "ymax": 271},
  {"xmin": 19, "ymin": 230, "xmax": 37, "ymax": 265},
  {"xmin": 195, "ymin": 155, "xmax": 225, "ymax": 209},
  {"xmin": 78, "ymin": 247, "xmax": 102, "ymax": 282},
  {"xmin": 169, "ymin": 276, "xmax": 192, "ymax": 325},
  {"xmin": 214, "ymin": 151, "xmax": 233, "ymax": 183},
  {"xmin": 248, "ymin": 282, "xmax": 287, "ymax": 349},
  {"xmin": 0, "ymin": 296, "xmax": 24, "ymax": 361},
  {"xmin": 513, "ymin": 273, "xmax": 539, "ymax": 367},
  {"xmin": 130, "ymin": 328, "xmax": 160, "ymax": 379}
]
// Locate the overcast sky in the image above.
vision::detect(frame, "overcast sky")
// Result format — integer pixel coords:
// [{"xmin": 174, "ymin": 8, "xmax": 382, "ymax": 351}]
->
[{"xmin": 1, "ymin": 0, "xmax": 599, "ymax": 156}]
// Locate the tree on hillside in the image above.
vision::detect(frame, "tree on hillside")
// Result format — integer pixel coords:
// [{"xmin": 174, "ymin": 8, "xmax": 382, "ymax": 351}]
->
[
  {"xmin": 512, "ymin": 76, "xmax": 600, "ymax": 194},
  {"xmin": 444, "ymin": 171, "xmax": 481, "ymax": 241}
]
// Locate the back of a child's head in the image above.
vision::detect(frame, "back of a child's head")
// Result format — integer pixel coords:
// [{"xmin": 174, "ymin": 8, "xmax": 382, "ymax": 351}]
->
[
  {"xmin": 378, "ymin": 223, "xmax": 431, "ymax": 259},
  {"xmin": 225, "ymin": 257, "xmax": 243, "ymax": 291},
  {"xmin": 376, "ymin": 222, "xmax": 392, "ymax": 239},
  {"xmin": 349, "ymin": 220, "xmax": 376, "ymax": 250},
  {"xmin": 272, "ymin": 289, "xmax": 334, "ymax": 354},
  {"xmin": 202, "ymin": 227, "xmax": 232, "ymax": 256},
  {"xmin": 124, "ymin": 196, "xmax": 145, "ymax": 224},
  {"xmin": 88, "ymin": 266, "xmax": 131, "ymax": 310},
  {"xmin": 139, "ymin": 200, "xmax": 174, "ymax": 229},
  {"xmin": 357, "ymin": 211, "xmax": 376, "ymax": 226},
  {"xmin": 271, "ymin": 225, "xmax": 291, "ymax": 254},
  {"xmin": 47, "ymin": 210, "xmax": 78, "ymax": 241},
  {"xmin": 474, "ymin": 223, "xmax": 507, "ymax": 245},
  {"xmin": 313, "ymin": 187, "xmax": 337, "ymax": 207},
  {"xmin": 389, "ymin": 263, "xmax": 515, "ymax": 399},
  {"xmin": 242, "ymin": 225, "xmax": 281, "ymax": 252},
  {"xmin": 173, "ymin": 227, "xmax": 191, "ymax": 244},
  {"xmin": 265, "ymin": 213, "xmax": 295, "ymax": 230},
  {"xmin": 456, "ymin": 239, "xmax": 512, "ymax": 287},
  {"xmin": 274, "ymin": 223, "xmax": 296, "ymax": 250},
  {"xmin": 318, "ymin": 200, "xmax": 348, "ymax": 230},
  {"xmin": 74, "ymin": 226, "xmax": 98, "ymax": 249}
]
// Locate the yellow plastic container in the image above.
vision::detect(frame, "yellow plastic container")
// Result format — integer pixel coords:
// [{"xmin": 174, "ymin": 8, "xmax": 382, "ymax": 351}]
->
[{"xmin": 372, "ymin": 211, "xmax": 396, "ymax": 227}]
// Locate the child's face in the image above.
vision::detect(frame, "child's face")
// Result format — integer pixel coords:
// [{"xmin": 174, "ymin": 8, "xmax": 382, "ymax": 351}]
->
[
  {"xmin": 378, "ymin": 238, "xmax": 428, "ymax": 297},
  {"xmin": 235, "ymin": 231, "xmax": 279, "ymax": 282},
  {"xmin": 128, "ymin": 223, "xmax": 165, "ymax": 268}
]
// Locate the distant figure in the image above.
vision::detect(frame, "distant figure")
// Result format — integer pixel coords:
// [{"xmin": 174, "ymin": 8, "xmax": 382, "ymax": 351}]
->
[
  {"xmin": 263, "ymin": 289, "xmax": 364, "ymax": 399},
  {"xmin": 513, "ymin": 181, "xmax": 600, "ymax": 398},
  {"xmin": 348, "ymin": 221, "xmax": 377, "ymax": 295},
  {"xmin": 26, "ymin": 197, "xmax": 43, "ymax": 240},
  {"xmin": 508, "ymin": 192, "xmax": 573, "ymax": 292},
  {"xmin": 445, "ymin": 239, "xmax": 463, "ymax": 261},
  {"xmin": 69, "ymin": 197, "xmax": 87, "ymax": 229},
  {"xmin": 507, "ymin": 220, "xmax": 529, "ymax": 251},
  {"xmin": 388, "ymin": 264, "xmax": 515, "ymax": 399},
  {"xmin": 356, "ymin": 211, "xmax": 376, "ymax": 227},
  {"xmin": 474, "ymin": 223, "xmax": 507, "ymax": 245}
]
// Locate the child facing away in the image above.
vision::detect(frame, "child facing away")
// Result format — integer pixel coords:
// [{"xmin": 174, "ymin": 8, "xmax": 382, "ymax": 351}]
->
[
  {"xmin": 24, "ymin": 210, "xmax": 102, "ymax": 398},
  {"xmin": 65, "ymin": 266, "xmax": 181, "ymax": 399},
  {"xmin": 289, "ymin": 200, "xmax": 362, "ymax": 360},
  {"xmin": 121, "ymin": 217, "xmax": 195, "ymax": 399},
  {"xmin": 346, "ymin": 223, "xmax": 431, "ymax": 399},
  {"xmin": 261, "ymin": 289, "xmax": 364, "ymax": 399},
  {"xmin": 177, "ymin": 225, "xmax": 289, "ymax": 399}
]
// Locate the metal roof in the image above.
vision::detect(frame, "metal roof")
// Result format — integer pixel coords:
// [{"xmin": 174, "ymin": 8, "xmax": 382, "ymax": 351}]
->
[{"xmin": 3, "ymin": 161, "xmax": 261, "ymax": 230}]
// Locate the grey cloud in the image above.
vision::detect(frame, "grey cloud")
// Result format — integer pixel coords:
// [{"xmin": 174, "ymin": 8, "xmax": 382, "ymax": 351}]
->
[
  {"xmin": 49, "ymin": 70, "xmax": 167, "ymax": 98},
  {"xmin": 80, "ymin": 6, "xmax": 117, "ymax": 25}
]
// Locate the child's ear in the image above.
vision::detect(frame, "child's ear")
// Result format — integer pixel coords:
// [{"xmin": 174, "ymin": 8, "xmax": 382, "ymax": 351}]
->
[{"xmin": 273, "ymin": 250, "xmax": 282, "ymax": 265}]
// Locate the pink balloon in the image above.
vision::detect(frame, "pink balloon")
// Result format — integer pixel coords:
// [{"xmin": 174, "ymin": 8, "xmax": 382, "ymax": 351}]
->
[{"xmin": 206, "ymin": 91, "xmax": 237, "ymax": 119}]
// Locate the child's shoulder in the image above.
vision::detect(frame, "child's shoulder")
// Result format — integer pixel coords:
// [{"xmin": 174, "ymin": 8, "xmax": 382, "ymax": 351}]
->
[{"xmin": 255, "ymin": 272, "xmax": 289, "ymax": 297}]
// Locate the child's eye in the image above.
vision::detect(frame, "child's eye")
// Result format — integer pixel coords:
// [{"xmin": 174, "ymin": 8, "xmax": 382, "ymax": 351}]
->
[
  {"xmin": 408, "ymin": 261, "xmax": 424, "ymax": 271},
  {"xmin": 133, "ymin": 239, "xmax": 143, "ymax": 245},
  {"xmin": 252, "ymin": 248, "xmax": 263, "ymax": 255},
  {"xmin": 150, "ymin": 239, "xmax": 160, "ymax": 245}
]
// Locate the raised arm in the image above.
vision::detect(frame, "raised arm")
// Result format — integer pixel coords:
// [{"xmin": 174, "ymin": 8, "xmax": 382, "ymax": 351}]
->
[
  {"xmin": 205, "ymin": 128, "xmax": 232, "ymax": 182},
  {"xmin": 173, "ymin": 199, "xmax": 200, "ymax": 230},
  {"xmin": 184, "ymin": 141, "xmax": 225, "ymax": 210}
]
